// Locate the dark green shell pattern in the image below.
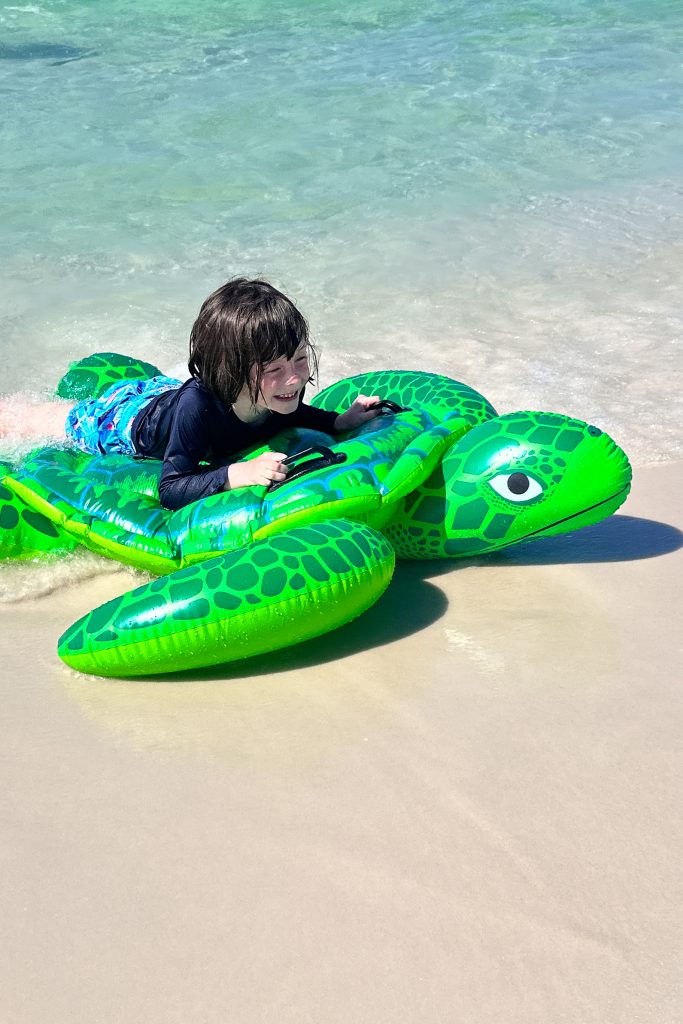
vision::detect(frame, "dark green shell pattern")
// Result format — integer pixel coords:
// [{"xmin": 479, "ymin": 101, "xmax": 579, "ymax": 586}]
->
[
  {"xmin": 0, "ymin": 356, "xmax": 632, "ymax": 677},
  {"xmin": 55, "ymin": 352, "xmax": 162, "ymax": 401},
  {"xmin": 58, "ymin": 518, "xmax": 395, "ymax": 677}
]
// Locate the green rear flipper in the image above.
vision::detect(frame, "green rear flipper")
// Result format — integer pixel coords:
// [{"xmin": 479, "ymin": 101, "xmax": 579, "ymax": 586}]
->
[
  {"xmin": 58, "ymin": 519, "xmax": 395, "ymax": 677},
  {"xmin": 56, "ymin": 352, "xmax": 162, "ymax": 401}
]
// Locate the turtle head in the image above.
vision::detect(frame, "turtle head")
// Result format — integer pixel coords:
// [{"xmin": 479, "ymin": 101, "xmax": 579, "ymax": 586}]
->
[{"xmin": 385, "ymin": 411, "xmax": 631, "ymax": 558}]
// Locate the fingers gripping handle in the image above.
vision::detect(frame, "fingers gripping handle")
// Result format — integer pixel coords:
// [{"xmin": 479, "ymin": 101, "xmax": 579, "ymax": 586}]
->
[
  {"xmin": 268, "ymin": 446, "xmax": 348, "ymax": 492},
  {"xmin": 368, "ymin": 399, "xmax": 411, "ymax": 415}
]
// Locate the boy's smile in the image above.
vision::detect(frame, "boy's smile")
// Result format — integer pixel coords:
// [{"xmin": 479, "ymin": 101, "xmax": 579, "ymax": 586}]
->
[
  {"xmin": 271, "ymin": 388, "xmax": 300, "ymax": 404},
  {"xmin": 258, "ymin": 345, "xmax": 310, "ymax": 412},
  {"xmin": 232, "ymin": 345, "xmax": 311, "ymax": 422}
]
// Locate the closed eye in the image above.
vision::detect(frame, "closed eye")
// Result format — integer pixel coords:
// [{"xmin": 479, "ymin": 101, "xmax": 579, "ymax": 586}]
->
[{"xmin": 489, "ymin": 472, "xmax": 543, "ymax": 502}]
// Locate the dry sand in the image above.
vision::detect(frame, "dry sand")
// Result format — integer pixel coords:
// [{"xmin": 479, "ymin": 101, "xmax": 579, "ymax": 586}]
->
[{"xmin": 1, "ymin": 461, "xmax": 681, "ymax": 1024}]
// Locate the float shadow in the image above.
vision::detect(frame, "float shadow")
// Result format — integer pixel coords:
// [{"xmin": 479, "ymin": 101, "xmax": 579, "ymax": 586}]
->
[
  {"xmin": 125, "ymin": 514, "xmax": 681, "ymax": 682},
  {"xmin": 148, "ymin": 564, "xmax": 448, "ymax": 682},
  {"xmin": 417, "ymin": 515, "xmax": 682, "ymax": 577}
]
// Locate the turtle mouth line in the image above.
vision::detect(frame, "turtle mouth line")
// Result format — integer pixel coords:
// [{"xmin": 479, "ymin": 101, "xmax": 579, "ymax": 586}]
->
[{"xmin": 515, "ymin": 485, "xmax": 630, "ymax": 545}]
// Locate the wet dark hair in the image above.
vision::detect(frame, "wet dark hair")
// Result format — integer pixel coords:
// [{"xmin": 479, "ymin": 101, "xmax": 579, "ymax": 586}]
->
[{"xmin": 188, "ymin": 277, "xmax": 318, "ymax": 405}]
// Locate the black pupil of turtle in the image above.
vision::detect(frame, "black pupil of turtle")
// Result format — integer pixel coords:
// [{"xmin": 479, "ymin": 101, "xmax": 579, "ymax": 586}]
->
[{"xmin": 508, "ymin": 473, "xmax": 530, "ymax": 495}]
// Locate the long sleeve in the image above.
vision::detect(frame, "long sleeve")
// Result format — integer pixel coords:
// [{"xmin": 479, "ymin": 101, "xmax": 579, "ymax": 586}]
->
[{"xmin": 158, "ymin": 388, "xmax": 228, "ymax": 511}]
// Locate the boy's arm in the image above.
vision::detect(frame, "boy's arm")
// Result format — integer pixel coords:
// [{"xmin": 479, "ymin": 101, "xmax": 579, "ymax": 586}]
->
[{"xmin": 158, "ymin": 391, "xmax": 227, "ymax": 511}]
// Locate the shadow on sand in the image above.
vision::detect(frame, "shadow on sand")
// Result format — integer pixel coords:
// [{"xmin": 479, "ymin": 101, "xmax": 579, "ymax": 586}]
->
[
  {"xmin": 141, "ymin": 514, "xmax": 680, "ymax": 683},
  {"xmin": 422, "ymin": 513, "xmax": 683, "ymax": 577}
]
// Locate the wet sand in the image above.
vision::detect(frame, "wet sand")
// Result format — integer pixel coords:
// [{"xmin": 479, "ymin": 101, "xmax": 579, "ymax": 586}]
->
[{"xmin": 1, "ymin": 461, "xmax": 681, "ymax": 1023}]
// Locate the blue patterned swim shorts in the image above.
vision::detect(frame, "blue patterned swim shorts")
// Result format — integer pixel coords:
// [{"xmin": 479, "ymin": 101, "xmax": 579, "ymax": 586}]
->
[{"xmin": 65, "ymin": 375, "xmax": 183, "ymax": 455}]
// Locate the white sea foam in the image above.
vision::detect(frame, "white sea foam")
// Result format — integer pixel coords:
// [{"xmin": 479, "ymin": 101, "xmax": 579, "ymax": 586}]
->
[
  {"xmin": 0, "ymin": 550, "xmax": 134, "ymax": 604},
  {"xmin": 0, "ymin": 0, "xmax": 681, "ymax": 485}
]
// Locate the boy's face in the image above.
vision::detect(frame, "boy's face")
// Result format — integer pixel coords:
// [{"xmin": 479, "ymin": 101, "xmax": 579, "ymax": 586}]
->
[{"xmin": 253, "ymin": 343, "xmax": 311, "ymax": 413}]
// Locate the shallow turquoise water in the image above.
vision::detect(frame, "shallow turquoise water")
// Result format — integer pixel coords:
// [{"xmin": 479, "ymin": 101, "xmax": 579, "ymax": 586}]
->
[{"xmin": 1, "ymin": 0, "xmax": 682, "ymax": 461}]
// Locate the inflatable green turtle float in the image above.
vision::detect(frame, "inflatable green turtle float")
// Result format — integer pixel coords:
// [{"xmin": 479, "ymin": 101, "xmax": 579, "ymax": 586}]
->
[{"xmin": 0, "ymin": 354, "xmax": 631, "ymax": 677}]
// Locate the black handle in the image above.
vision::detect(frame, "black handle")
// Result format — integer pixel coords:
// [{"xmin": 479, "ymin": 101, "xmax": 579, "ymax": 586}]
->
[
  {"xmin": 268, "ymin": 445, "xmax": 348, "ymax": 492},
  {"xmin": 368, "ymin": 399, "xmax": 411, "ymax": 415}
]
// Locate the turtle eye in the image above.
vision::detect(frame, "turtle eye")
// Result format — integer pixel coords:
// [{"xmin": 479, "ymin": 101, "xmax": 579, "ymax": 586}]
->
[{"xmin": 489, "ymin": 472, "xmax": 543, "ymax": 502}]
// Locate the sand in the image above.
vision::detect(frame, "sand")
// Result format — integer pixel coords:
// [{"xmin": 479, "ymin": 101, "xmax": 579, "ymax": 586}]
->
[{"xmin": 1, "ymin": 461, "xmax": 681, "ymax": 1024}]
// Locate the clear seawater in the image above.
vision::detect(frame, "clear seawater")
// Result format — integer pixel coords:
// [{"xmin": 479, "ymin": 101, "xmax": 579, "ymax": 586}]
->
[{"xmin": 1, "ymin": 0, "xmax": 682, "ymax": 469}]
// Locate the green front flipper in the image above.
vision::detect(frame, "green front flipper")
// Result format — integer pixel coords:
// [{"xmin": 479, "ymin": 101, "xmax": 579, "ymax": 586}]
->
[{"xmin": 58, "ymin": 519, "xmax": 396, "ymax": 677}]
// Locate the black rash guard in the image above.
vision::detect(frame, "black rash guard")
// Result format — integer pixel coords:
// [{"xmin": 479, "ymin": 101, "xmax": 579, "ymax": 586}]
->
[{"xmin": 131, "ymin": 378, "xmax": 339, "ymax": 511}]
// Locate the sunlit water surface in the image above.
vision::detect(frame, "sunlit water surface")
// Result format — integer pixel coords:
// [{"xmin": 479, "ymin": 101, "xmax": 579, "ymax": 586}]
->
[{"xmin": 1, "ymin": 0, "xmax": 682, "ymax": 594}]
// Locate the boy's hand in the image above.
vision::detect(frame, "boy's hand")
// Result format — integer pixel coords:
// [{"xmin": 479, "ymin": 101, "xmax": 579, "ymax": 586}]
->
[
  {"xmin": 333, "ymin": 394, "xmax": 382, "ymax": 432},
  {"xmin": 225, "ymin": 451, "xmax": 288, "ymax": 490}
]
